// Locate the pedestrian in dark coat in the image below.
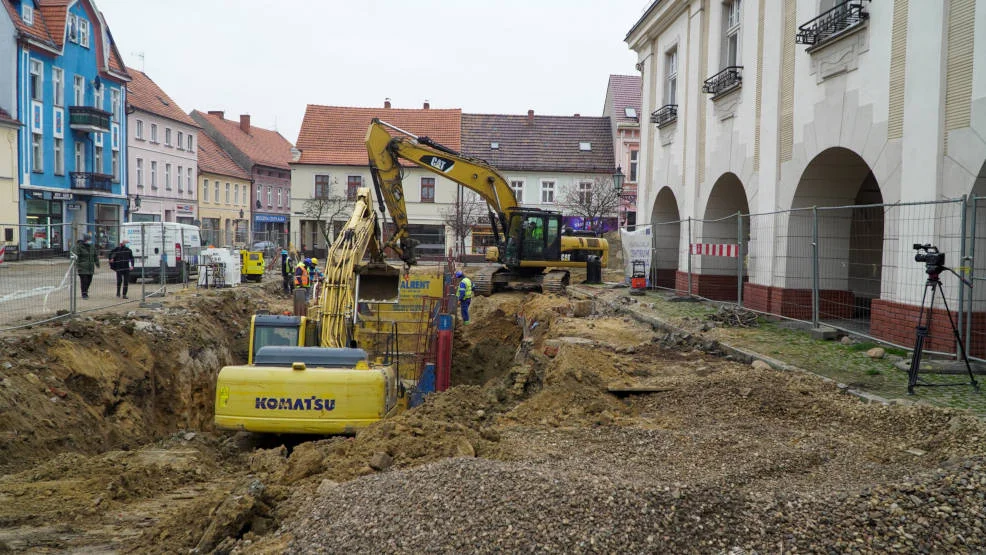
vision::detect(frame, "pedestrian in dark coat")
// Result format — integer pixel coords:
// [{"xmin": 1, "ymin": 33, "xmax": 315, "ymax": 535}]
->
[
  {"xmin": 109, "ymin": 239, "xmax": 135, "ymax": 298},
  {"xmin": 73, "ymin": 233, "xmax": 100, "ymax": 299}
]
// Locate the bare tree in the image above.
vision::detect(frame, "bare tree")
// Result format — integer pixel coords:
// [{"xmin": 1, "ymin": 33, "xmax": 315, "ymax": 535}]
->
[
  {"xmin": 441, "ymin": 190, "xmax": 488, "ymax": 256},
  {"xmin": 301, "ymin": 194, "xmax": 351, "ymax": 249},
  {"xmin": 558, "ymin": 176, "xmax": 622, "ymax": 233}
]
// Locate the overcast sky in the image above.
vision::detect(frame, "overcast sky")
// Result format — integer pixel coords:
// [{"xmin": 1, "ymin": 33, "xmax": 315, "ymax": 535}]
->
[{"xmin": 95, "ymin": 0, "xmax": 649, "ymax": 144}]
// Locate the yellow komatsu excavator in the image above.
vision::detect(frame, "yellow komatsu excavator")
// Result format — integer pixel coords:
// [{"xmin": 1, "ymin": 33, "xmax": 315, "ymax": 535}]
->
[
  {"xmin": 214, "ymin": 187, "xmax": 410, "ymax": 434},
  {"xmin": 366, "ymin": 119, "xmax": 608, "ymax": 295}
]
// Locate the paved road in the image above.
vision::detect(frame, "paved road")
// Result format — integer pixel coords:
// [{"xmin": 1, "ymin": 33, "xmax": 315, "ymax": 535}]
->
[{"xmin": 0, "ymin": 259, "xmax": 188, "ymax": 329}]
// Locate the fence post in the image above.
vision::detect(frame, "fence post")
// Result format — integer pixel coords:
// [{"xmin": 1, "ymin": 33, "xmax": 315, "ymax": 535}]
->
[
  {"xmin": 140, "ymin": 223, "xmax": 147, "ymax": 301},
  {"xmin": 736, "ymin": 211, "xmax": 744, "ymax": 307},
  {"xmin": 687, "ymin": 217, "xmax": 693, "ymax": 296},
  {"xmin": 966, "ymin": 197, "xmax": 977, "ymax": 355},
  {"xmin": 958, "ymin": 196, "xmax": 968, "ymax": 358},
  {"xmin": 69, "ymin": 253, "xmax": 77, "ymax": 315},
  {"xmin": 811, "ymin": 206, "xmax": 820, "ymax": 327},
  {"xmin": 159, "ymin": 221, "xmax": 167, "ymax": 297}
]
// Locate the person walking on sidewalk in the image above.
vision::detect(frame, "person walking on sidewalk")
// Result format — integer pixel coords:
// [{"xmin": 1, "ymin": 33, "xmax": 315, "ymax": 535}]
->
[
  {"xmin": 109, "ymin": 239, "xmax": 135, "ymax": 299},
  {"xmin": 456, "ymin": 270, "xmax": 473, "ymax": 325},
  {"xmin": 73, "ymin": 233, "xmax": 100, "ymax": 299}
]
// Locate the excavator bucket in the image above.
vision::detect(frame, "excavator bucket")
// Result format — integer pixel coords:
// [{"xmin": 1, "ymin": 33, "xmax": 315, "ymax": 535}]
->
[{"xmin": 356, "ymin": 263, "xmax": 402, "ymax": 303}]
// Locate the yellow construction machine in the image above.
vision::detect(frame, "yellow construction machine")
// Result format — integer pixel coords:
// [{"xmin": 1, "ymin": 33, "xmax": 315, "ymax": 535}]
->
[
  {"xmin": 214, "ymin": 187, "xmax": 416, "ymax": 434},
  {"xmin": 366, "ymin": 119, "xmax": 609, "ymax": 295}
]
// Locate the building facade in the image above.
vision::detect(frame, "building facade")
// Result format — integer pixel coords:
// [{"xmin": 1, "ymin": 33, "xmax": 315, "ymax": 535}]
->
[
  {"xmin": 190, "ymin": 111, "xmax": 293, "ymax": 245},
  {"xmin": 0, "ymin": 110, "xmax": 18, "ymax": 239},
  {"xmin": 126, "ymin": 68, "xmax": 198, "ymax": 224},
  {"xmin": 602, "ymin": 74, "xmax": 642, "ymax": 228},
  {"xmin": 627, "ymin": 0, "xmax": 986, "ymax": 348},
  {"xmin": 290, "ymin": 102, "xmax": 463, "ymax": 259},
  {"xmin": 3, "ymin": 0, "xmax": 130, "ymax": 255},
  {"xmin": 196, "ymin": 132, "xmax": 251, "ymax": 247},
  {"xmin": 461, "ymin": 111, "xmax": 617, "ymax": 251}
]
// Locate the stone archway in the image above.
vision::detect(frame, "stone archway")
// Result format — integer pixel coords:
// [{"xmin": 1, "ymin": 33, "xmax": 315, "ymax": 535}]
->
[
  {"xmin": 780, "ymin": 147, "xmax": 883, "ymax": 329},
  {"xmin": 650, "ymin": 186, "xmax": 680, "ymax": 289},
  {"xmin": 686, "ymin": 173, "xmax": 750, "ymax": 300}
]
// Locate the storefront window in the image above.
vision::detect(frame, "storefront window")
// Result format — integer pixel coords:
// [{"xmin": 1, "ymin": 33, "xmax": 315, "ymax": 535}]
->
[
  {"xmin": 23, "ymin": 199, "xmax": 64, "ymax": 251},
  {"xmin": 95, "ymin": 204, "xmax": 120, "ymax": 252}
]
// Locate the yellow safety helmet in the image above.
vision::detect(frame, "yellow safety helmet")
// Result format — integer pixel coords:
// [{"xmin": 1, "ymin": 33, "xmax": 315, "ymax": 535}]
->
[{"xmin": 311, "ymin": 258, "xmax": 319, "ymax": 265}]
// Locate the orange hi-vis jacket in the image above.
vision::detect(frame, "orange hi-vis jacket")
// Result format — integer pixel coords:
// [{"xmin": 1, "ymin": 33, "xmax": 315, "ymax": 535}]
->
[{"xmin": 294, "ymin": 262, "xmax": 310, "ymax": 287}]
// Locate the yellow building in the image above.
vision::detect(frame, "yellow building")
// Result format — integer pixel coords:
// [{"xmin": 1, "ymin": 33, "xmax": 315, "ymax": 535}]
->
[
  {"xmin": 0, "ymin": 110, "xmax": 19, "ymax": 249},
  {"xmin": 197, "ymin": 133, "xmax": 252, "ymax": 247}
]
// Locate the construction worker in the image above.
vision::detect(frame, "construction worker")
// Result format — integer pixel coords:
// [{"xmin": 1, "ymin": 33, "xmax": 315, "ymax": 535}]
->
[
  {"xmin": 295, "ymin": 258, "xmax": 311, "ymax": 300},
  {"xmin": 456, "ymin": 270, "xmax": 473, "ymax": 325},
  {"xmin": 280, "ymin": 249, "xmax": 293, "ymax": 295},
  {"xmin": 309, "ymin": 257, "xmax": 324, "ymax": 282}
]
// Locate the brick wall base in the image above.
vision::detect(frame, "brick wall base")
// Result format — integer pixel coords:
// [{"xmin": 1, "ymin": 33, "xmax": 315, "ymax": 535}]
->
[
  {"xmin": 871, "ymin": 299, "xmax": 986, "ymax": 357},
  {"xmin": 675, "ymin": 271, "xmax": 745, "ymax": 301},
  {"xmin": 740, "ymin": 284, "xmax": 856, "ymax": 320},
  {"xmin": 653, "ymin": 268, "xmax": 676, "ymax": 289}
]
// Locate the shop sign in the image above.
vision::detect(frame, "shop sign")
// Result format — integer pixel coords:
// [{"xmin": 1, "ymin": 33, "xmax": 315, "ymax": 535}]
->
[
  {"xmin": 176, "ymin": 204, "xmax": 193, "ymax": 212},
  {"xmin": 52, "ymin": 192, "xmax": 73, "ymax": 200},
  {"xmin": 67, "ymin": 203, "xmax": 81, "ymax": 210},
  {"xmin": 255, "ymin": 214, "xmax": 287, "ymax": 223},
  {"xmin": 24, "ymin": 190, "xmax": 45, "ymax": 200}
]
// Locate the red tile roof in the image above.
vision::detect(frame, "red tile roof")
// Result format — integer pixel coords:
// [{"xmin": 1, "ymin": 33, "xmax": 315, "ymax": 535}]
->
[
  {"xmin": 2, "ymin": 0, "xmax": 57, "ymax": 48},
  {"xmin": 191, "ymin": 110, "xmax": 294, "ymax": 171},
  {"xmin": 295, "ymin": 104, "xmax": 462, "ymax": 166},
  {"xmin": 0, "ymin": 108, "xmax": 20, "ymax": 124},
  {"xmin": 126, "ymin": 68, "xmax": 197, "ymax": 127},
  {"xmin": 606, "ymin": 74, "xmax": 642, "ymax": 125},
  {"xmin": 37, "ymin": 0, "xmax": 69, "ymax": 48},
  {"xmin": 461, "ymin": 113, "xmax": 615, "ymax": 173},
  {"xmin": 197, "ymin": 132, "xmax": 251, "ymax": 181}
]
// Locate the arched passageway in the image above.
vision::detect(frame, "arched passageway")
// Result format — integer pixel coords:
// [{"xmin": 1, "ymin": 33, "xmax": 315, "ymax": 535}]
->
[
  {"xmin": 650, "ymin": 187, "xmax": 680, "ymax": 289},
  {"xmin": 780, "ymin": 147, "xmax": 883, "ymax": 328},
  {"xmin": 686, "ymin": 173, "xmax": 750, "ymax": 300}
]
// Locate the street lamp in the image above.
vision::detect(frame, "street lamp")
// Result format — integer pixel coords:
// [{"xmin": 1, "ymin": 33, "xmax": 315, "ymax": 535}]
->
[
  {"xmin": 129, "ymin": 194, "xmax": 141, "ymax": 222},
  {"xmin": 613, "ymin": 166, "xmax": 628, "ymax": 198}
]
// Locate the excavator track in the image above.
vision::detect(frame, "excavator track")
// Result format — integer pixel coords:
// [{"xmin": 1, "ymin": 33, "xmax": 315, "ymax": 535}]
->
[
  {"xmin": 542, "ymin": 270, "xmax": 570, "ymax": 295},
  {"xmin": 472, "ymin": 265, "xmax": 502, "ymax": 297}
]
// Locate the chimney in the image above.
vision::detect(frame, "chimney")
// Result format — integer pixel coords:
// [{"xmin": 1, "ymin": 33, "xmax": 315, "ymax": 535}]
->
[
  {"xmin": 423, "ymin": 100, "xmax": 430, "ymax": 110},
  {"xmin": 574, "ymin": 113, "xmax": 580, "ymax": 117},
  {"xmin": 208, "ymin": 110, "xmax": 224, "ymax": 120},
  {"xmin": 240, "ymin": 114, "xmax": 251, "ymax": 133},
  {"xmin": 384, "ymin": 98, "xmax": 391, "ymax": 109},
  {"xmin": 527, "ymin": 109, "xmax": 534, "ymax": 124}
]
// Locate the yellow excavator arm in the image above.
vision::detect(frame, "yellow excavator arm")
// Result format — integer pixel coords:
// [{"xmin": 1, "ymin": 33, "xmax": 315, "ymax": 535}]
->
[{"xmin": 366, "ymin": 119, "xmax": 518, "ymax": 259}]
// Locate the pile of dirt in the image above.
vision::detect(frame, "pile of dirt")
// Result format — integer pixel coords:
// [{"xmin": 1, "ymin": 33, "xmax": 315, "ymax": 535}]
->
[{"xmin": 0, "ymin": 288, "xmax": 278, "ymax": 473}]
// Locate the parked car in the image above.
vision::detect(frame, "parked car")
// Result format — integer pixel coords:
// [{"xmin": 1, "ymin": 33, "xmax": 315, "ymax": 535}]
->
[{"xmin": 252, "ymin": 240, "xmax": 276, "ymax": 250}]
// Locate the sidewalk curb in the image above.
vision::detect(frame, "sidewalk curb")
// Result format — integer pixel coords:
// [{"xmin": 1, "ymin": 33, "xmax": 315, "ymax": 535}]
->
[{"xmin": 569, "ymin": 286, "xmax": 895, "ymax": 407}]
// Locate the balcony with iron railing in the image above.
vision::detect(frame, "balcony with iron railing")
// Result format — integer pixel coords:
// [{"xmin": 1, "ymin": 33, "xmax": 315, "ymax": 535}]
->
[
  {"xmin": 68, "ymin": 105, "xmax": 111, "ymax": 133},
  {"xmin": 650, "ymin": 104, "xmax": 678, "ymax": 128},
  {"xmin": 70, "ymin": 172, "xmax": 114, "ymax": 192},
  {"xmin": 703, "ymin": 66, "xmax": 742, "ymax": 98},
  {"xmin": 795, "ymin": 0, "xmax": 869, "ymax": 47}
]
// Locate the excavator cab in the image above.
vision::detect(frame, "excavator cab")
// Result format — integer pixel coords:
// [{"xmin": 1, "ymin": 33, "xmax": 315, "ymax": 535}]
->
[{"xmin": 504, "ymin": 209, "xmax": 563, "ymax": 265}]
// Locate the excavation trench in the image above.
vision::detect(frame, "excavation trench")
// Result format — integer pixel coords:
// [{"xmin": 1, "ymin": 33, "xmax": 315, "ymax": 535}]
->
[{"xmin": 2, "ymin": 284, "xmax": 986, "ymax": 553}]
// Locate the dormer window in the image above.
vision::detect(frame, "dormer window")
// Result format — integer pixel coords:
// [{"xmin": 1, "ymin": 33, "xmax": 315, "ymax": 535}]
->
[
  {"xmin": 22, "ymin": 5, "xmax": 33, "ymax": 25},
  {"xmin": 624, "ymin": 107, "xmax": 637, "ymax": 119},
  {"xmin": 490, "ymin": 142, "xmax": 499, "ymax": 150},
  {"xmin": 68, "ymin": 14, "xmax": 90, "ymax": 48},
  {"xmin": 579, "ymin": 142, "xmax": 592, "ymax": 151}
]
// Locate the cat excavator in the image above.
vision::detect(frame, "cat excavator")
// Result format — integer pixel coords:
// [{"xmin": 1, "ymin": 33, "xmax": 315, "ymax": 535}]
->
[{"xmin": 366, "ymin": 119, "xmax": 609, "ymax": 296}]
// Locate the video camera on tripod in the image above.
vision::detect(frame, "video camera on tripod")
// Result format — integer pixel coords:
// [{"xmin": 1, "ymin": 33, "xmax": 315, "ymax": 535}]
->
[
  {"xmin": 913, "ymin": 243, "xmax": 946, "ymax": 275},
  {"xmin": 906, "ymin": 243, "xmax": 979, "ymax": 394}
]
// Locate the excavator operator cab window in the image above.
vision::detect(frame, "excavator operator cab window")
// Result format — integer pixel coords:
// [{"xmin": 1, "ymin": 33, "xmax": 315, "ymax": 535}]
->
[{"xmin": 522, "ymin": 216, "xmax": 545, "ymax": 259}]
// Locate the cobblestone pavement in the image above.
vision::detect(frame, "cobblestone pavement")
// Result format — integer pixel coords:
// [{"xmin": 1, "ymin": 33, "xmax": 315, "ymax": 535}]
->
[{"xmin": 573, "ymin": 285, "xmax": 986, "ymax": 417}]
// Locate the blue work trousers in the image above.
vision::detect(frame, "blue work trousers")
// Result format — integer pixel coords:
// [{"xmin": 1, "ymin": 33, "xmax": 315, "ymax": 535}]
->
[{"xmin": 459, "ymin": 297, "xmax": 472, "ymax": 323}]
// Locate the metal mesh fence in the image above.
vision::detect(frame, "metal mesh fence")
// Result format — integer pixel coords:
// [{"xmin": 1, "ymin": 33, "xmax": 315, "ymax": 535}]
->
[
  {"xmin": 0, "ymin": 222, "xmax": 216, "ymax": 331},
  {"xmin": 625, "ymin": 198, "xmax": 982, "ymax": 358}
]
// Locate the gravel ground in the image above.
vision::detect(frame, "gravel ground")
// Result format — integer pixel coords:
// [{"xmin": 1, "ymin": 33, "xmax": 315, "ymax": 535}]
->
[{"xmin": 287, "ymin": 455, "xmax": 985, "ymax": 553}]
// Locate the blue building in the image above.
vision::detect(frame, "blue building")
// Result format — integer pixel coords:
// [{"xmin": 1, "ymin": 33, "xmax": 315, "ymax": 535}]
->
[{"xmin": 1, "ymin": 0, "xmax": 130, "ymax": 256}]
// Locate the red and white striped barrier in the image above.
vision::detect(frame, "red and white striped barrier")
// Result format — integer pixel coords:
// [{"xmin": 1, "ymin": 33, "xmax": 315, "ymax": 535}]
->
[
  {"xmin": 689, "ymin": 243, "xmax": 739, "ymax": 257},
  {"xmin": 0, "ymin": 243, "xmax": 5, "ymax": 264}
]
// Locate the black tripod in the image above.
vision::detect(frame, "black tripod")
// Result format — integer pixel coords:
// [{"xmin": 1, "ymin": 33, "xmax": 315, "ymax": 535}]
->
[{"xmin": 907, "ymin": 266, "xmax": 980, "ymax": 395}]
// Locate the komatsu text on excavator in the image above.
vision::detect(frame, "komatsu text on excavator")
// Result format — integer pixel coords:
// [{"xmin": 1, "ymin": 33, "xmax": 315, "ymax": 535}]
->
[{"xmin": 365, "ymin": 119, "xmax": 608, "ymax": 296}]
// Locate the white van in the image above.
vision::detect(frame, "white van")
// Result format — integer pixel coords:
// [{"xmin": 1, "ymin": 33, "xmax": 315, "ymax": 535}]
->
[{"xmin": 121, "ymin": 222, "xmax": 202, "ymax": 283}]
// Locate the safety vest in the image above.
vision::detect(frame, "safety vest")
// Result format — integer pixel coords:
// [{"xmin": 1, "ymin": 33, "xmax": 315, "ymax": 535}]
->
[
  {"xmin": 294, "ymin": 262, "xmax": 310, "ymax": 287},
  {"xmin": 458, "ymin": 277, "xmax": 473, "ymax": 300}
]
